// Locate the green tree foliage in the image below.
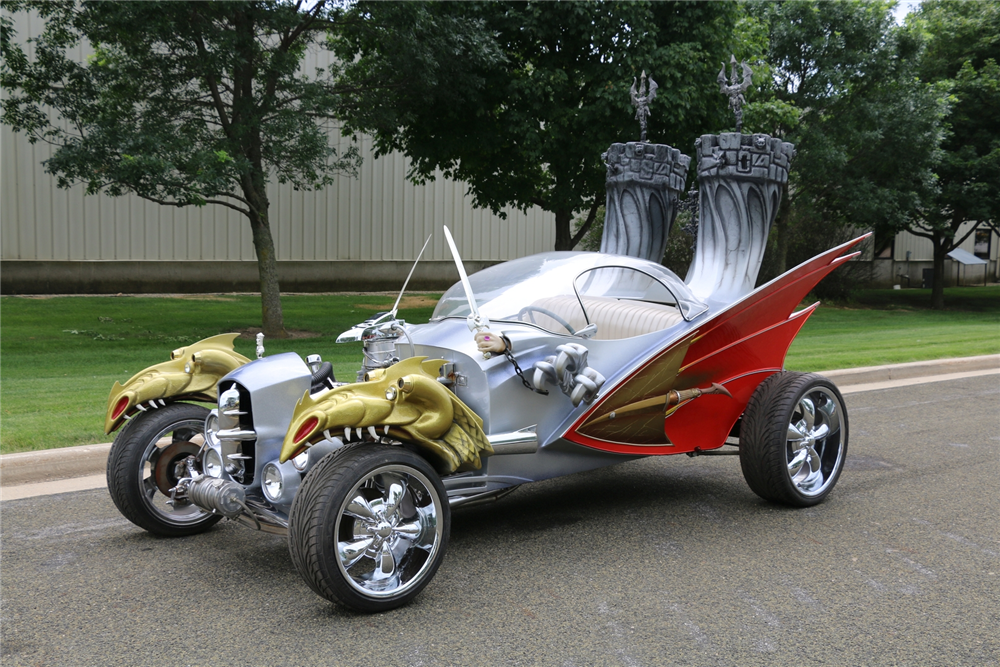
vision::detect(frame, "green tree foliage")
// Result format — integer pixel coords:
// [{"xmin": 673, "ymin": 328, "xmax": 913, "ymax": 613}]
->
[
  {"xmin": 743, "ymin": 0, "xmax": 947, "ymax": 283},
  {"xmin": 1, "ymin": 1, "xmax": 497, "ymax": 335},
  {"xmin": 333, "ymin": 1, "xmax": 739, "ymax": 251},
  {"xmin": 908, "ymin": 0, "xmax": 1000, "ymax": 308}
]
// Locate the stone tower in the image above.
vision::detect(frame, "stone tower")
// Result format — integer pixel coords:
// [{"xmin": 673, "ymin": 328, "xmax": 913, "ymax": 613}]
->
[
  {"xmin": 600, "ymin": 141, "xmax": 690, "ymax": 262},
  {"xmin": 684, "ymin": 132, "xmax": 794, "ymax": 301}
]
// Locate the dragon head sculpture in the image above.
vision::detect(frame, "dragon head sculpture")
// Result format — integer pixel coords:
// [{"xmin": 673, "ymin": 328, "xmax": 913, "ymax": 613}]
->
[
  {"xmin": 105, "ymin": 334, "xmax": 250, "ymax": 434},
  {"xmin": 281, "ymin": 357, "xmax": 492, "ymax": 474}
]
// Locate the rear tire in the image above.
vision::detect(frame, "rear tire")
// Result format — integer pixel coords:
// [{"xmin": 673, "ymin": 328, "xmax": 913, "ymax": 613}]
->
[
  {"xmin": 740, "ymin": 372, "xmax": 849, "ymax": 507},
  {"xmin": 106, "ymin": 403, "xmax": 223, "ymax": 536},
  {"xmin": 288, "ymin": 444, "xmax": 449, "ymax": 612}
]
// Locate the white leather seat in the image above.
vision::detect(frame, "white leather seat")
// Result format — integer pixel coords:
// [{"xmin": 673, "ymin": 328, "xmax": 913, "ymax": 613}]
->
[{"xmin": 520, "ymin": 295, "xmax": 684, "ymax": 340}]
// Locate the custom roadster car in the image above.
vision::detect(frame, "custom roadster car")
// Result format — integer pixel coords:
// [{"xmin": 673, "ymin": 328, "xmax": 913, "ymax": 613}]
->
[{"xmin": 104, "ymin": 227, "xmax": 863, "ymax": 612}]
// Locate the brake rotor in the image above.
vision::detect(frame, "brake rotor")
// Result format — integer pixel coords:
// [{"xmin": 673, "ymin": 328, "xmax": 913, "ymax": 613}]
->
[{"xmin": 153, "ymin": 441, "xmax": 201, "ymax": 496}]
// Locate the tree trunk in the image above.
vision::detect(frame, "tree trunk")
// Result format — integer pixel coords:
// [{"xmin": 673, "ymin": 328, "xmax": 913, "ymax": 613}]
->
[
  {"xmin": 554, "ymin": 209, "xmax": 573, "ymax": 251},
  {"xmin": 931, "ymin": 231, "xmax": 947, "ymax": 310},
  {"xmin": 248, "ymin": 207, "xmax": 288, "ymax": 338},
  {"xmin": 240, "ymin": 102, "xmax": 287, "ymax": 337},
  {"xmin": 243, "ymin": 155, "xmax": 287, "ymax": 338},
  {"xmin": 772, "ymin": 200, "xmax": 792, "ymax": 276}
]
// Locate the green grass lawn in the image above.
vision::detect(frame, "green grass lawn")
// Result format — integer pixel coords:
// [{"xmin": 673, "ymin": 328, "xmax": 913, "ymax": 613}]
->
[
  {"xmin": 786, "ymin": 287, "xmax": 1000, "ymax": 371},
  {"xmin": 0, "ymin": 293, "xmax": 439, "ymax": 455},
  {"xmin": 2, "ymin": 286, "xmax": 997, "ymax": 455}
]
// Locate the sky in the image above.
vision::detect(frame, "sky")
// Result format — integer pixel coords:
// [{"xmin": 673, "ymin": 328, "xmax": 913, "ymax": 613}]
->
[{"xmin": 893, "ymin": 1, "xmax": 921, "ymax": 24}]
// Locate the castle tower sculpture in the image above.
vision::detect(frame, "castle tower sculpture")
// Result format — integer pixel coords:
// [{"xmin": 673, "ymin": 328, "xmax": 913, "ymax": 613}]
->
[
  {"xmin": 598, "ymin": 59, "xmax": 794, "ymax": 302},
  {"xmin": 599, "ymin": 72, "xmax": 690, "ymax": 262},
  {"xmin": 684, "ymin": 132, "xmax": 794, "ymax": 300},
  {"xmin": 684, "ymin": 58, "xmax": 795, "ymax": 301},
  {"xmin": 600, "ymin": 141, "xmax": 690, "ymax": 261}
]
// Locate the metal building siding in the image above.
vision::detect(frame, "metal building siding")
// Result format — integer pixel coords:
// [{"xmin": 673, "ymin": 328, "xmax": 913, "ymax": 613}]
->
[
  {"xmin": 893, "ymin": 224, "xmax": 995, "ymax": 261},
  {"xmin": 1, "ymin": 11, "xmax": 555, "ymax": 263},
  {"xmin": 1, "ymin": 120, "xmax": 555, "ymax": 263}
]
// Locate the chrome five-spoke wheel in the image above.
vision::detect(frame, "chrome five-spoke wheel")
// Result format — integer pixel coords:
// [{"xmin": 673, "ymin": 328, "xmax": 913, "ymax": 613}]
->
[
  {"xmin": 740, "ymin": 372, "xmax": 849, "ymax": 507},
  {"xmin": 289, "ymin": 444, "xmax": 449, "ymax": 612},
  {"xmin": 106, "ymin": 402, "xmax": 223, "ymax": 536},
  {"xmin": 337, "ymin": 464, "xmax": 444, "ymax": 598}
]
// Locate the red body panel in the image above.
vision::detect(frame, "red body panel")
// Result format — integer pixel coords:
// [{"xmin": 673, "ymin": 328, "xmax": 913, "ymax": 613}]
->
[
  {"xmin": 562, "ymin": 235, "xmax": 868, "ymax": 455},
  {"xmin": 661, "ymin": 305, "xmax": 815, "ymax": 452}
]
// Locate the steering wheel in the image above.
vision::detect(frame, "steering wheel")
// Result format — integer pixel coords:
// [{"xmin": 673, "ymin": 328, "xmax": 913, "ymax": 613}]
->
[{"xmin": 518, "ymin": 306, "xmax": 577, "ymax": 335}]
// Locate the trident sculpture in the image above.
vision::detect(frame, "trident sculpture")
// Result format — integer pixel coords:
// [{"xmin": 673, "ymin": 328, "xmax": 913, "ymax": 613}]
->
[
  {"xmin": 630, "ymin": 71, "xmax": 658, "ymax": 142},
  {"xmin": 600, "ymin": 70, "xmax": 688, "ymax": 262},
  {"xmin": 718, "ymin": 55, "xmax": 753, "ymax": 133}
]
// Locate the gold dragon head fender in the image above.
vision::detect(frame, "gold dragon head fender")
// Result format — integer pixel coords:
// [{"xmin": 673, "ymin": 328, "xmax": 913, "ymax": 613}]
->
[
  {"xmin": 281, "ymin": 357, "xmax": 493, "ymax": 474},
  {"xmin": 105, "ymin": 333, "xmax": 250, "ymax": 434}
]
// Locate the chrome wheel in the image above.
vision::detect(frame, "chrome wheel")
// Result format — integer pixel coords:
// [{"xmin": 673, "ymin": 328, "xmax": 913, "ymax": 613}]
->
[
  {"xmin": 336, "ymin": 465, "xmax": 444, "ymax": 599},
  {"xmin": 784, "ymin": 386, "xmax": 845, "ymax": 498},
  {"xmin": 139, "ymin": 418, "xmax": 215, "ymax": 526},
  {"xmin": 288, "ymin": 444, "xmax": 450, "ymax": 612},
  {"xmin": 740, "ymin": 372, "xmax": 849, "ymax": 507},
  {"xmin": 107, "ymin": 403, "xmax": 223, "ymax": 536}
]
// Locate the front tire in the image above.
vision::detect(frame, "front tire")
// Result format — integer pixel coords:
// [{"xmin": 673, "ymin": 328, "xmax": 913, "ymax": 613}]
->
[
  {"xmin": 288, "ymin": 444, "xmax": 450, "ymax": 612},
  {"xmin": 107, "ymin": 402, "xmax": 223, "ymax": 536},
  {"xmin": 740, "ymin": 372, "xmax": 849, "ymax": 507}
]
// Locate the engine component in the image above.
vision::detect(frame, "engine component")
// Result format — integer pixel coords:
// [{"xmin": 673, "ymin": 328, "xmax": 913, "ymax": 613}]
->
[{"xmin": 187, "ymin": 476, "xmax": 247, "ymax": 519}]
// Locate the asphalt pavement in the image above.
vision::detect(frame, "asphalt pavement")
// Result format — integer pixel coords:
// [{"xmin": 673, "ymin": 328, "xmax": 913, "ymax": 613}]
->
[{"xmin": 0, "ymin": 362, "xmax": 998, "ymax": 666}]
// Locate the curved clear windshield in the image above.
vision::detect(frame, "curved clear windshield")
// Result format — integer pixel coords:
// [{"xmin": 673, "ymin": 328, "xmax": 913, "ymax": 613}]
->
[{"xmin": 432, "ymin": 252, "xmax": 707, "ymax": 338}]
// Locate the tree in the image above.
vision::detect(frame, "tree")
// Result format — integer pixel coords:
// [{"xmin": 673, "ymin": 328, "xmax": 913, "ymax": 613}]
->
[
  {"xmin": 908, "ymin": 0, "xmax": 1000, "ymax": 308},
  {"xmin": 332, "ymin": 1, "xmax": 740, "ymax": 251},
  {"xmin": 743, "ymin": 0, "xmax": 946, "ymax": 281},
  {"xmin": 1, "ymin": 1, "xmax": 499, "ymax": 336}
]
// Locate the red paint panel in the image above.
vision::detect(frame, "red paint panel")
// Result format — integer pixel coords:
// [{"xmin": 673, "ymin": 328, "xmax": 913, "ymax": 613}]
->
[
  {"xmin": 662, "ymin": 306, "xmax": 816, "ymax": 452},
  {"xmin": 565, "ymin": 306, "xmax": 816, "ymax": 455},
  {"xmin": 686, "ymin": 252, "xmax": 856, "ymax": 364},
  {"xmin": 678, "ymin": 304, "xmax": 817, "ymax": 389},
  {"xmin": 662, "ymin": 371, "xmax": 775, "ymax": 453}
]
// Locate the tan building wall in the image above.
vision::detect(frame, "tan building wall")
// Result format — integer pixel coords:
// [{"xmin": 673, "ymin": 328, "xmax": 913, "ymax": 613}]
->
[
  {"xmin": 892, "ymin": 225, "xmax": 998, "ymax": 263},
  {"xmin": 0, "ymin": 10, "xmax": 554, "ymax": 292}
]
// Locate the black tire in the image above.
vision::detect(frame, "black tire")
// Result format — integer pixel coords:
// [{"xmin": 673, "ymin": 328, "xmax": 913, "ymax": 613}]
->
[
  {"xmin": 288, "ymin": 444, "xmax": 450, "ymax": 612},
  {"xmin": 740, "ymin": 372, "xmax": 849, "ymax": 507},
  {"xmin": 106, "ymin": 402, "xmax": 223, "ymax": 536}
]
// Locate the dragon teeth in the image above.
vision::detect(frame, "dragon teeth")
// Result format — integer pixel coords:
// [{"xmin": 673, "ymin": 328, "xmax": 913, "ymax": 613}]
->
[
  {"xmin": 344, "ymin": 427, "xmax": 351, "ymax": 441},
  {"xmin": 367, "ymin": 426, "xmax": 379, "ymax": 440},
  {"xmin": 384, "ymin": 425, "xmax": 390, "ymax": 435},
  {"xmin": 355, "ymin": 427, "xmax": 362, "ymax": 440}
]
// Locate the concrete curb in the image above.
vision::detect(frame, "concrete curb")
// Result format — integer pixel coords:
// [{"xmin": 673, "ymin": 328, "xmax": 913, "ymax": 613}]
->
[
  {"xmin": 2, "ymin": 354, "xmax": 998, "ymax": 488},
  {"xmin": 2, "ymin": 443, "xmax": 112, "ymax": 488},
  {"xmin": 818, "ymin": 354, "xmax": 999, "ymax": 386}
]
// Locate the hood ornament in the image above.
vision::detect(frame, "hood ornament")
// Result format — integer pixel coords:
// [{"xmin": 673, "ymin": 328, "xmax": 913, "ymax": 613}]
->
[
  {"xmin": 718, "ymin": 55, "xmax": 753, "ymax": 133},
  {"xmin": 630, "ymin": 70, "xmax": 658, "ymax": 142}
]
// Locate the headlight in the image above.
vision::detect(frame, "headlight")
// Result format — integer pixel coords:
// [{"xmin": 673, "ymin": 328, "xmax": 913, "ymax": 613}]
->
[
  {"xmin": 204, "ymin": 410, "xmax": 221, "ymax": 448},
  {"xmin": 203, "ymin": 448, "xmax": 224, "ymax": 478},
  {"xmin": 218, "ymin": 387, "xmax": 241, "ymax": 430},
  {"xmin": 262, "ymin": 461, "xmax": 301, "ymax": 504}
]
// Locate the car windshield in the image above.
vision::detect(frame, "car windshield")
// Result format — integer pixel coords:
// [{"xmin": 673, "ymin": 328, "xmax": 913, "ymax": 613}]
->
[{"xmin": 432, "ymin": 252, "xmax": 708, "ymax": 339}]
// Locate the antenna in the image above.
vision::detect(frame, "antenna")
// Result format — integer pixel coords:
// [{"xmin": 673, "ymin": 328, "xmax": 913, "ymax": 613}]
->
[{"xmin": 390, "ymin": 234, "xmax": 433, "ymax": 319}]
